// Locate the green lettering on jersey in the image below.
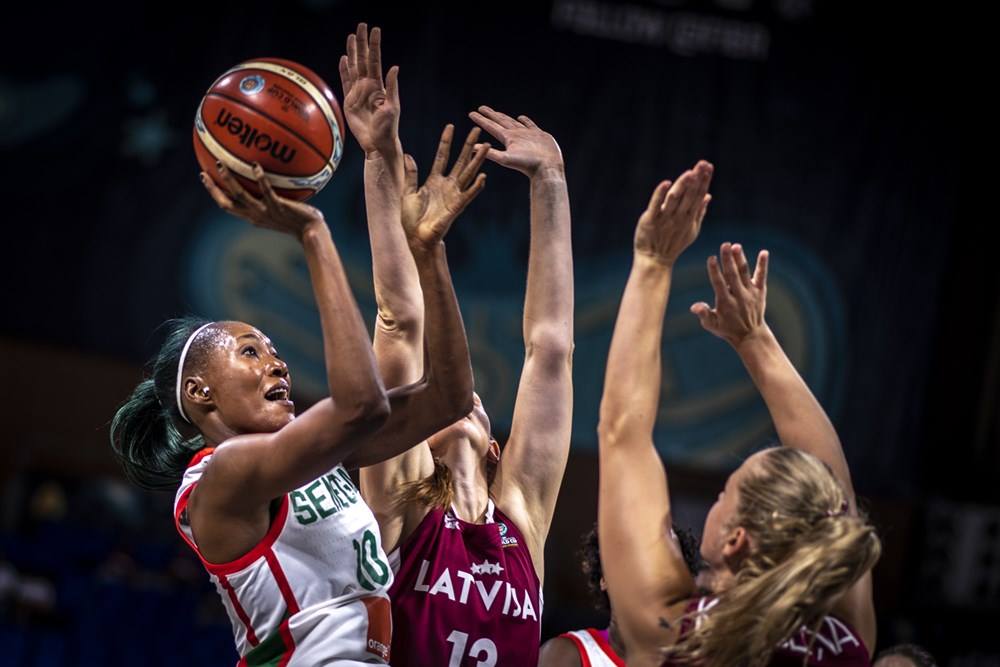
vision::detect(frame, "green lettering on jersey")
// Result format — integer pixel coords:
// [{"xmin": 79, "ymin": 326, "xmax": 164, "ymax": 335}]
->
[
  {"xmin": 334, "ymin": 467, "xmax": 359, "ymax": 503},
  {"xmin": 322, "ymin": 474, "xmax": 347, "ymax": 511},
  {"xmin": 290, "ymin": 491, "xmax": 317, "ymax": 525}
]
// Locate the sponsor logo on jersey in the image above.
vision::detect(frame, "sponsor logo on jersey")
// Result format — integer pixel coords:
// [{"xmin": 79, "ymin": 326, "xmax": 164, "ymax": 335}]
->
[
  {"xmin": 444, "ymin": 513, "xmax": 460, "ymax": 530},
  {"xmin": 239, "ymin": 74, "xmax": 265, "ymax": 95},
  {"xmin": 412, "ymin": 559, "xmax": 538, "ymax": 622},
  {"xmin": 497, "ymin": 522, "xmax": 518, "ymax": 548},
  {"xmin": 213, "ymin": 107, "xmax": 297, "ymax": 164}
]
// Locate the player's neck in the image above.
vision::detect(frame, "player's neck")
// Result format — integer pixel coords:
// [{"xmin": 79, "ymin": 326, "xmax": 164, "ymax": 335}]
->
[
  {"xmin": 445, "ymin": 448, "xmax": 491, "ymax": 523},
  {"xmin": 608, "ymin": 613, "xmax": 626, "ymax": 659}
]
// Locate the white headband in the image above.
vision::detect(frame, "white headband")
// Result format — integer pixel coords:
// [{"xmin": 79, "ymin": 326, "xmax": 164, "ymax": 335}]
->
[{"xmin": 176, "ymin": 322, "xmax": 214, "ymax": 423}]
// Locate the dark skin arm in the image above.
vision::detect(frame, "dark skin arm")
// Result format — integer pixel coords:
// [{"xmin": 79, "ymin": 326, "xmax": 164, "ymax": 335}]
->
[
  {"xmin": 190, "ymin": 163, "xmax": 390, "ymax": 563},
  {"xmin": 537, "ymin": 636, "xmax": 583, "ymax": 667}
]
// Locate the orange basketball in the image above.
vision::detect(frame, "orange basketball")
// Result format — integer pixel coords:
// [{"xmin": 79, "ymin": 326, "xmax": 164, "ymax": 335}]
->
[{"xmin": 194, "ymin": 58, "xmax": 345, "ymax": 202}]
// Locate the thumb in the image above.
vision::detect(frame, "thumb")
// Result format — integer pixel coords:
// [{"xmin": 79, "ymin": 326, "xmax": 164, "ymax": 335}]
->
[
  {"xmin": 690, "ymin": 302, "xmax": 714, "ymax": 328},
  {"xmin": 485, "ymin": 147, "xmax": 512, "ymax": 167},
  {"xmin": 385, "ymin": 65, "xmax": 400, "ymax": 104}
]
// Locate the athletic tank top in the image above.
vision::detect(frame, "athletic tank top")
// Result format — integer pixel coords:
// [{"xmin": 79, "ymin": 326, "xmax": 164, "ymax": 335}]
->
[
  {"xmin": 174, "ymin": 448, "xmax": 393, "ymax": 666},
  {"xmin": 668, "ymin": 596, "xmax": 871, "ymax": 666},
  {"xmin": 386, "ymin": 499, "xmax": 542, "ymax": 666},
  {"xmin": 560, "ymin": 628, "xmax": 625, "ymax": 667}
]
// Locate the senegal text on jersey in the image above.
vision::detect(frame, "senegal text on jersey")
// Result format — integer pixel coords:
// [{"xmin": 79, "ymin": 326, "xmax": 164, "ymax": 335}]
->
[{"xmin": 290, "ymin": 466, "xmax": 360, "ymax": 525}]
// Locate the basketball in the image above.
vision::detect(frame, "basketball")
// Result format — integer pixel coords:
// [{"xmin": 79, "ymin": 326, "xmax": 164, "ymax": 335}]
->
[{"xmin": 193, "ymin": 58, "xmax": 345, "ymax": 202}]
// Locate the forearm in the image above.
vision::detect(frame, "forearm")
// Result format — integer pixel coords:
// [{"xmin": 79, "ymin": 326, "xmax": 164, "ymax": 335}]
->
[
  {"xmin": 364, "ymin": 153, "xmax": 424, "ymax": 337},
  {"xmin": 301, "ymin": 222, "xmax": 387, "ymax": 409},
  {"xmin": 735, "ymin": 325, "xmax": 854, "ymax": 500},
  {"xmin": 598, "ymin": 254, "xmax": 672, "ymax": 444},
  {"xmin": 523, "ymin": 169, "xmax": 574, "ymax": 349},
  {"xmin": 411, "ymin": 242, "xmax": 474, "ymax": 408}
]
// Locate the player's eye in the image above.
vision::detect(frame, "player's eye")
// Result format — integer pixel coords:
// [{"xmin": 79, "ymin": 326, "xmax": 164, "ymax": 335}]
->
[{"xmin": 242, "ymin": 346, "xmax": 258, "ymax": 357}]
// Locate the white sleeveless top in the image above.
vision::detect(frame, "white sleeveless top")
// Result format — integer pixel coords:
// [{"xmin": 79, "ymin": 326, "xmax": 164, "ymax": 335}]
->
[
  {"xmin": 561, "ymin": 629, "xmax": 625, "ymax": 667},
  {"xmin": 174, "ymin": 448, "xmax": 393, "ymax": 666}
]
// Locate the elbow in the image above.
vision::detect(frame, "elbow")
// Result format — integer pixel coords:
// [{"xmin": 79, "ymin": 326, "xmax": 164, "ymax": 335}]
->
[{"xmin": 525, "ymin": 328, "xmax": 575, "ymax": 368}]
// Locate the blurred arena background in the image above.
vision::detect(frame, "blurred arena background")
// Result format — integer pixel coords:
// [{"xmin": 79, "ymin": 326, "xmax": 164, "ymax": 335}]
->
[{"xmin": 1, "ymin": 1, "xmax": 987, "ymax": 664}]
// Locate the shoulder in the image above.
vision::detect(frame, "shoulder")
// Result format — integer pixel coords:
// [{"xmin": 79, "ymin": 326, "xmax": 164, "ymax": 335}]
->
[{"xmin": 538, "ymin": 635, "xmax": 583, "ymax": 667}]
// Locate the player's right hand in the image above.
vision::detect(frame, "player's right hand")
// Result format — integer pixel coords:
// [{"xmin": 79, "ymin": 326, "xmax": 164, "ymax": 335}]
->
[{"xmin": 201, "ymin": 162, "xmax": 325, "ymax": 239}]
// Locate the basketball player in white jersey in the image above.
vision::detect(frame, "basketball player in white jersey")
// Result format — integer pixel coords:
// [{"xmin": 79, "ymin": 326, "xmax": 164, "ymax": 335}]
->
[{"xmin": 111, "ymin": 24, "xmax": 483, "ymax": 665}]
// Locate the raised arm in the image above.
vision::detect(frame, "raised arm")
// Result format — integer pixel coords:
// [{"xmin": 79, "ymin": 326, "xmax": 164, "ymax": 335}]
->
[
  {"xmin": 339, "ymin": 23, "xmax": 424, "ymax": 389},
  {"xmin": 191, "ymin": 165, "xmax": 390, "ymax": 556},
  {"xmin": 689, "ymin": 241, "xmax": 875, "ymax": 648},
  {"xmin": 468, "ymin": 106, "xmax": 574, "ymax": 557},
  {"xmin": 597, "ymin": 164, "xmax": 713, "ymax": 664},
  {"xmin": 357, "ymin": 123, "xmax": 491, "ymax": 550}
]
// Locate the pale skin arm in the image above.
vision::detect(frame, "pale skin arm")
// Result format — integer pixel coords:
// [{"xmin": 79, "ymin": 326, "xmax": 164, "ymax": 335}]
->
[
  {"xmin": 468, "ymin": 106, "xmax": 574, "ymax": 580},
  {"xmin": 359, "ymin": 123, "xmax": 491, "ymax": 552},
  {"xmin": 691, "ymin": 242, "xmax": 875, "ymax": 651},
  {"xmin": 597, "ymin": 164, "xmax": 714, "ymax": 666}
]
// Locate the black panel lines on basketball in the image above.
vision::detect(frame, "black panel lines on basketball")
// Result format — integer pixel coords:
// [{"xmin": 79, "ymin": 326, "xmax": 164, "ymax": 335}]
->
[
  {"xmin": 205, "ymin": 91, "xmax": 331, "ymax": 171},
  {"xmin": 194, "ymin": 130, "xmax": 307, "ymax": 195}
]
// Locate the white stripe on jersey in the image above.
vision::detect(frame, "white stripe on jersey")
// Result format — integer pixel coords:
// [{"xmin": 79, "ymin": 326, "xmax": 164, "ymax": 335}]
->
[{"xmin": 564, "ymin": 629, "xmax": 623, "ymax": 666}]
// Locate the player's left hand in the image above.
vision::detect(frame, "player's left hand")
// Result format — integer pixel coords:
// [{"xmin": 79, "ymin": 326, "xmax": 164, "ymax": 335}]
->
[
  {"xmin": 339, "ymin": 23, "xmax": 400, "ymax": 157},
  {"xmin": 201, "ymin": 162, "xmax": 325, "ymax": 240},
  {"xmin": 468, "ymin": 106, "xmax": 563, "ymax": 178},
  {"xmin": 401, "ymin": 124, "xmax": 488, "ymax": 250},
  {"xmin": 690, "ymin": 242, "xmax": 770, "ymax": 348}
]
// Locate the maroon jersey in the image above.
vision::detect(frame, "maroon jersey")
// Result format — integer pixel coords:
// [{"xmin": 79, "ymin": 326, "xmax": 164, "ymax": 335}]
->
[
  {"xmin": 387, "ymin": 500, "xmax": 541, "ymax": 666},
  {"xmin": 669, "ymin": 597, "xmax": 871, "ymax": 666}
]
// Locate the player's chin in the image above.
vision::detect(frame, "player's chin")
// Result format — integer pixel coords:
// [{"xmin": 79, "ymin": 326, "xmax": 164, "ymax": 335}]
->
[{"xmin": 258, "ymin": 400, "xmax": 296, "ymax": 431}]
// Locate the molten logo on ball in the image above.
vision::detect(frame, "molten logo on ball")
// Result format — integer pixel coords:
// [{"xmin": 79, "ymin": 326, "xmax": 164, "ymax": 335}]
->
[{"xmin": 214, "ymin": 107, "xmax": 297, "ymax": 164}]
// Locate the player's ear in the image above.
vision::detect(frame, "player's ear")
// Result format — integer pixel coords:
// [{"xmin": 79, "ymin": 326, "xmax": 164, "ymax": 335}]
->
[{"xmin": 488, "ymin": 438, "xmax": 500, "ymax": 463}]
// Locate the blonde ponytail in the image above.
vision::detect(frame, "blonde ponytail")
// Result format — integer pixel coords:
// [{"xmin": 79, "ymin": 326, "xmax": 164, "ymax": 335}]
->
[{"xmin": 669, "ymin": 448, "xmax": 881, "ymax": 667}]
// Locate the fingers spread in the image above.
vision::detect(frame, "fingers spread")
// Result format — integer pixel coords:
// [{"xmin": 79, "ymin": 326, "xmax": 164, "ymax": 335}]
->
[
  {"xmin": 217, "ymin": 162, "xmax": 263, "ymax": 213},
  {"xmin": 450, "ymin": 126, "xmax": 482, "ymax": 179},
  {"xmin": 431, "ymin": 124, "xmax": 454, "ymax": 176},
  {"xmin": 752, "ymin": 250, "xmax": 770, "ymax": 289},
  {"xmin": 369, "ymin": 26, "xmax": 383, "ymax": 86},
  {"xmin": 706, "ymin": 255, "xmax": 731, "ymax": 303},
  {"xmin": 338, "ymin": 55, "xmax": 353, "ymax": 96},
  {"xmin": 403, "ymin": 154, "xmax": 418, "ymax": 194},
  {"xmin": 346, "ymin": 34, "xmax": 358, "ymax": 80},
  {"xmin": 468, "ymin": 111, "xmax": 506, "ymax": 143},
  {"xmin": 720, "ymin": 243, "xmax": 745, "ymax": 295},
  {"xmin": 356, "ymin": 23, "xmax": 369, "ymax": 78},
  {"xmin": 252, "ymin": 162, "xmax": 278, "ymax": 210},
  {"xmin": 457, "ymin": 142, "xmax": 490, "ymax": 189},
  {"xmin": 200, "ymin": 172, "xmax": 234, "ymax": 211},
  {"xmin": 732, "ymin": 243, "xmax": 752, "ymax": 289},
  {"xmin": 456, "ymin": 172, "xmax": 487, "ymax": 212}
]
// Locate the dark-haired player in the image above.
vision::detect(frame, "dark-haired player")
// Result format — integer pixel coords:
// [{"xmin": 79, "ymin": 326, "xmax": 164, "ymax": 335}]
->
[
  {"xmin": 110, "ymin": 24, "xmax": 482, "ymax": 665},
  {"xmin": 538, "ymin": 525, "xmax": 702, "ymax": 666}
]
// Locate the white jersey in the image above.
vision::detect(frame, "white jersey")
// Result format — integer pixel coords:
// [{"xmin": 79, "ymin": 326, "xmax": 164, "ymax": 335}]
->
[
  {"xmin": 560, "ymin": 628, "xmax": 625, "ymax": 667},
  {"xmin": 174, "ymin": 448, "xmax": 393, "ymax": 666}
]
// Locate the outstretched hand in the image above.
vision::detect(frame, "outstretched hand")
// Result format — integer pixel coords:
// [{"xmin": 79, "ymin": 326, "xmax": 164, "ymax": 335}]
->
[
  {"xmin": 634, "ymin": 160, "xmax": 713, "ymax": 266},
  {"xmin": 402, "ymin": 124, "xmax": 489, "ymax": 250},
  {"xmin": 339, "ymin": 23, "xmax": 400, "ymax": 157},
  {"xmin": 690, "ymin": 242, "xmax": 770, "ymax": 347},
  {"xmin": 468, "ymin": 106, "xmax": 562, "ymax": 178},
  {"xmin": 201, "ymin": 162, "xmax": 324, "ymax": 239}
]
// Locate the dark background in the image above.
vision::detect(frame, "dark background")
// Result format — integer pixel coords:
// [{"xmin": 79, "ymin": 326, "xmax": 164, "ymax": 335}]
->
[{"xmin": 2, "ymin": 1, "xmax": 991, "ymax": 665}]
